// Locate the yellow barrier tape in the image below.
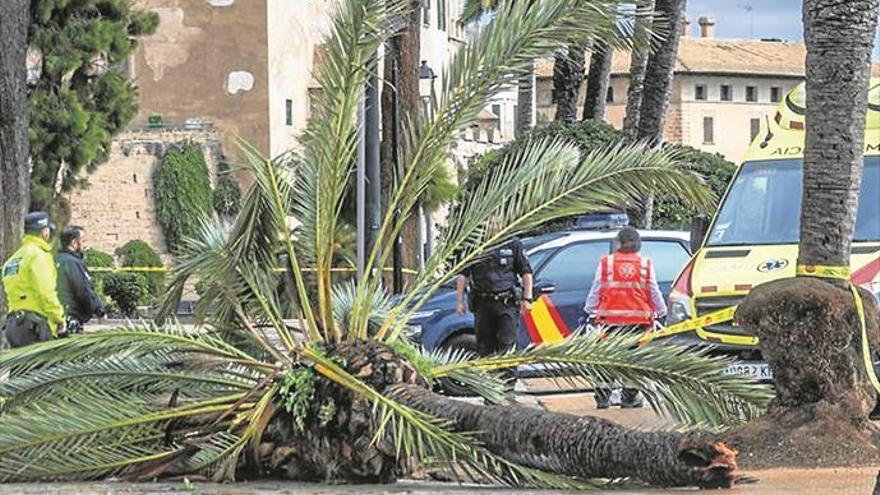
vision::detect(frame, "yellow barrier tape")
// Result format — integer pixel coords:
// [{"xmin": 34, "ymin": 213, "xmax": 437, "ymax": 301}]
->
[
  {"xmin": 851, "ymin": 282, "xmax": 880, "ymax": 394},
  {"xmin": 638, "ymin": 305, "xmax": 738, "ymax": 346},
  {"xmin": 90, "ymin": 266, "xmax": 420, "ymax": 275},
  {"xmin": 796, "ymin": 264, "xmax": 851, "ymax": 280}
]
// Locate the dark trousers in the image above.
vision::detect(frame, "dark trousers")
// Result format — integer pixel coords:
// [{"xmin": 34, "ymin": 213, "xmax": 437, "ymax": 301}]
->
[
  {"xmin": 3, "ymin": 311, "xmax": 52, "ymax": 348},
  {"xmin": 595, "ymin": 324, "xmax": 649, "ymax": 406},
  {"xmin": 472, "ymin": 297, "xmax": 518, "ymax": 357}
]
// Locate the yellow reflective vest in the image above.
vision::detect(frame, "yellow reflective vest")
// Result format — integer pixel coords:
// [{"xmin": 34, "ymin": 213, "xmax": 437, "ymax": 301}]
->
[{"xmin": 2, "ymin": 234, "xmax": 65, "ymax": 334}]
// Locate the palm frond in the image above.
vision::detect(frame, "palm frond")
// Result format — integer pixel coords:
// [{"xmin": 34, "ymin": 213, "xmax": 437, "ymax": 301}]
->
[
  {"xmin": 303, "ymin": 345, "xmax": 593, "ymax": 489},
  {"xmin": 430, "ymin": 333, "xmax": 772, "ymax": 427},
  {"xmin": 383, "ymin": 139, "xmax": 709, "ymax": 341}
]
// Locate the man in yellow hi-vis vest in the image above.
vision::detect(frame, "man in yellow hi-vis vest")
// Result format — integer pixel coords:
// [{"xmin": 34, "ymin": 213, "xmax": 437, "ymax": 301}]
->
[{"xmin": 2, "ymin": 212, "xmax": 66, "ymax": 347}]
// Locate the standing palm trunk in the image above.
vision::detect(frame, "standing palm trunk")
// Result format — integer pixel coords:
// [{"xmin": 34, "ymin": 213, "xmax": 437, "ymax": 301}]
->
[
  {"xmin": 581, "ymin": 43, "xmax": 612, "ymax": 121},
  {"xmin": 515, "ymin": 63, "xmax": 537, "ymax": 136},
  {"xmin": 553, "ymin": 45, "xmax": 586, "ymax": 123},
  {"xmin": 0, "ymin": 0, "xmax": 31, "ymax": 313},
  {"xmin": 637, "ymin": 0, "xmax": 686, "ymax": 228},
  {"xmin": 731, "ymin": 0, "xmax": 880, "ymax": 469},
  {"xmin": 622, "ymin": 0, "xmax": 655, "ymax": 142}
]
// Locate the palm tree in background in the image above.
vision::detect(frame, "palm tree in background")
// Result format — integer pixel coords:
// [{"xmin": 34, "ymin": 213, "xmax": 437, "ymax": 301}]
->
[{"xmin": 0, "ymin": 0, "xmax": 769, "ymax": 488}]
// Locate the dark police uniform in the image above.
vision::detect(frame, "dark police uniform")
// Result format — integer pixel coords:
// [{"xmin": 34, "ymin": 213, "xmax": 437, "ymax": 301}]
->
[
  {"xmin": 462, "ymin": 239, "xmax": 532, "ymax": 357},
  {"xmin": 57, "ymin": 249, "xmax": 106, "ymax": 326}
]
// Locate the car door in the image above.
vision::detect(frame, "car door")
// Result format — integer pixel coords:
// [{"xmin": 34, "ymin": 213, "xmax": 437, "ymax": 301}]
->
[
  {"xmin": 640, "ymin": 238, "xmax": 692, "ymax": 301},
  {"xmin": 520, "ymin": 240, "xmax": 611, "ymax": 347}
]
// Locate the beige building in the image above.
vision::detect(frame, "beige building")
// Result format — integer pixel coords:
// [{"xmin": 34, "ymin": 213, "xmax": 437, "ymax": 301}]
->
[
  {"xmin": 69, "ymin": 0, "xmax": 471, "ymax": 255},
  {"xmin": 535, "ymin": 17, "xmax": 880, "ymax": 163}
]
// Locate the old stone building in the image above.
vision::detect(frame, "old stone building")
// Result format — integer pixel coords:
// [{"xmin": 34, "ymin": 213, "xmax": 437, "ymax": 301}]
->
[
  {"xmin": 67, "ymin": 0, "xmax": 469, "ymax": 257},
  {"xmin": 536, "ymin": 17, "xmax": 880, "ymax": 162}
]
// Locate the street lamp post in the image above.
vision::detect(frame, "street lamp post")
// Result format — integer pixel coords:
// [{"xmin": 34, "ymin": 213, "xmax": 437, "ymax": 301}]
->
[{"xmin": 418, "ymin": 60, "xmax": 438, "ymax": 269}]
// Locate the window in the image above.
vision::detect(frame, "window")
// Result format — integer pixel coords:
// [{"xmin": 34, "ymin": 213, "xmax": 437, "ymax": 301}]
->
[
  {"xmin": 708, "ymin": 159, "xmax": 880, "ymax": 246},
  {"xmin": 750, "ymin": 118, "xmax": 761, "ymax": 140},
  {"xmin": 703, "ymin": 116, "xmax": 714, "ymax": 144},
  {"xmin": 285, "ymin": 99, "xmax": 293, "ymax": 126},
  {"xmin": 536, "ymin": 241, "xmax": 610, "ymax": 292},
  {"xmin": 770, "ymin": 86, "xmax": 782, "ymax": 103},
  {"xmin": 720, "ymin": 85, "xmax": 732, "ymax": 101},
  {"xmin": 641, "ymin": 241, "xmax": 691, "ymax": 283},
  {"xmin": 438, "ymin": 0, "xmax": 447, "ymax": 31},
  {"xmin": 746, "ymin": 86, "xmax": 758, "ymax": 102},
  {"xmin": 491, "ymin": 104, "xmax": 501, "ymax": 131},
  {"xmin": 606, "ymin": 86, "xmax": 614, "ymax": 103},
  {"xmin": 422, "ymin": 0, "xmax": 430, "ymax": 26},
  {"xmin": 695, "ymin": 84, "xmax": 707, "ymax": 101}
]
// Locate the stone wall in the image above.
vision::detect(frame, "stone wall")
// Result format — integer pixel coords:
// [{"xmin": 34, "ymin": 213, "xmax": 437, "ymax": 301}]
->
[{"xmin": 65, "ymin": 126, "xmax": 223, "ymax": 257}]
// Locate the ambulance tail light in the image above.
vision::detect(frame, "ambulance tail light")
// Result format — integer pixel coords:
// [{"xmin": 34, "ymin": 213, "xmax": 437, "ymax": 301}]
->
[
  {"xmin": 672, "ymin": 256, "xmax": 697, "ymax": 297},
  {"xmin": 666, "ymin": 257, "xmax": 697, "ymax": 326}
]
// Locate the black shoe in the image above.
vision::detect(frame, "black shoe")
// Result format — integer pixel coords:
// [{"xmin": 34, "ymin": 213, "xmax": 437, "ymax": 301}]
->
[
  {"xmin": 596, "ymin": 400, "xmax": 610, "ymax": 409},
  {"xmin": 594, "ymin": 389, "xmax": 611, "ymax": 409},
  {"xmin": 620, "ymin": 399, "xmax": 644, "ymax": 409}
]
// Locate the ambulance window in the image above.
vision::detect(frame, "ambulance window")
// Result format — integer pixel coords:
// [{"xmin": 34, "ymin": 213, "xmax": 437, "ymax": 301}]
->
[
  {"xmin": 770, "ymin": 87, "xmax": 782, "ymax": 103},
  {"xmin": 854, "ymin": 158, "xmax": 880, "ymax": 241},
  {"xmin": 537, "ymin": 241, "xmax": 609, "ymax": 292}
]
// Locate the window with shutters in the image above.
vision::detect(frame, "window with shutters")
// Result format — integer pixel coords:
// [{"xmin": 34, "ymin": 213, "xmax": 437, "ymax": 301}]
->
[{"xmin": 703, "ymin": 117, "xmax": 714, "ymax": 144}]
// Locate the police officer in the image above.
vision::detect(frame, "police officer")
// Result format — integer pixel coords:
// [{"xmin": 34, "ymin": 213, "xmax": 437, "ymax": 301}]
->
[
  {"xmin": 57, "ymin": 226, "xmax": 106, "ymax": 331},
  {"xmin": 455, "ymin": 218, "xmax": 533, "ymax": 358},
  {"xmin": 582, "ymin": 228, "xmax": 667, "ymax": 409},
  {"xmin": 2, "ymin": 212, "xmax": 66, "ymax": 347}
]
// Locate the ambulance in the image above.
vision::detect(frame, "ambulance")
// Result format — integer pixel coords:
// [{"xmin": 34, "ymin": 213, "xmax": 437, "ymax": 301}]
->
[{"xmin": 665, "ymin": 79, "xmax": 880, "ymax": 379}]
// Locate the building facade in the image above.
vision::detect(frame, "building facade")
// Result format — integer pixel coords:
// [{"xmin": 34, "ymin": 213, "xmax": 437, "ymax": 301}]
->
[{"xmin": 535, "ymin": 17, "xmax": 835, "ymax": 163}]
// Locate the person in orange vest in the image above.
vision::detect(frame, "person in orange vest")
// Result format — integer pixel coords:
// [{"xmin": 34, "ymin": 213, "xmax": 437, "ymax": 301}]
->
[{"xmin": 582, "ymin": 228, "xmax": 667, "ymax": 409}]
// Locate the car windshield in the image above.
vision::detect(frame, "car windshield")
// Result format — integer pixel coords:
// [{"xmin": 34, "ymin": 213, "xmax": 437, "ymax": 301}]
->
[{"xmin": 707, "ymin": 157, "xmax": 880, "ymax": 246}]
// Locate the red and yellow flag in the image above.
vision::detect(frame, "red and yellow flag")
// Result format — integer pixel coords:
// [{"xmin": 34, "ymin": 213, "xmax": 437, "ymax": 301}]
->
[{"xmin": 524, "ymin": 295, "xmax": 572, "ymax": 344}]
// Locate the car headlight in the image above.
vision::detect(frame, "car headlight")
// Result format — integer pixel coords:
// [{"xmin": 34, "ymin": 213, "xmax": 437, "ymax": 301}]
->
[
  {"xmin": 403, "ymin": 325, "xmax": 422, "ymax": 341},
  {"xmin": 667, "ymin": 292, "xmax": 692, "ymax": 325},
  {"xmin": 409, "ymin": 309, "xmax": 440, "ymax": 321}
]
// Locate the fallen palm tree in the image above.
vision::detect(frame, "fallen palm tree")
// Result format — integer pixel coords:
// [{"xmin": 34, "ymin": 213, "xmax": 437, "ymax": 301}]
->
[{"xmin": 0, "ymin": 0, "xmax": 770, "ymax": 488}]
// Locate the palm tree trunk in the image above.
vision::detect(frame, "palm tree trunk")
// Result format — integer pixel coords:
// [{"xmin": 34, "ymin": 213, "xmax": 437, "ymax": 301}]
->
[
  {"xmin": 635, "ymin": 0, "xmax": 685, "ymax": 228},
  {"xmin": 553, "ymin": 45, "xmax": 585, "ymax": 123},
  {"xmin": 515, "ymin": 61, "xmax": 536, "ymax": 136},
  {"xmin": 622, "ymin": 0, "xmax": 655, "ymax": 143},
  {"xmin": 390, "ymin": 384, "xmax": 738, "ymax": 488},
  {"xmin": 581, "ymin": 43, "xmax": 612, "ymax": 121},
  {"xmin": 0, "ymin": 0, "xmax": 31, "ymax": 314},
  {"xmin": 730, "ymin": 0, "xmax": 880, "ymax": 469}
]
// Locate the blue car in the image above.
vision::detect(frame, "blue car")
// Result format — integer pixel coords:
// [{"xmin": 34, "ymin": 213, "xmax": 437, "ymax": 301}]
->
[{"xmin": 405, "ymin": 229, "xmax": 692, "ymax": 395}]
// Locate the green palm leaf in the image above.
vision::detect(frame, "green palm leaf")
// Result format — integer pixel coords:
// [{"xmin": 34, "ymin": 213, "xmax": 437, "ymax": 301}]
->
[{"xmin": 431, "ymin": 333, "xmax": 772, "ymax": 427}]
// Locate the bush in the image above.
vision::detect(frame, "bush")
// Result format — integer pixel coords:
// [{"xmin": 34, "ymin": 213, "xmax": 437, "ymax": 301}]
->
[
  {"xmin": 153, "ymin": 142, "xmax": 213, "ymax": 253},
  {"xmin": 213, "ymin": 165, "xmax": 242, "ymax": 219},
  {"xmin": 103, "ymin": 272, "xmax": 150, "ymax": 318},
  {"xmin": 462, "ymin": 120, "xmax": 736, "ymax": 230},
  {"xmin": 115, "ymin": 240, "xmax": 165, "ymax": 296},
  {"xmin": 83, "ymin": 248, "xmax": 114, "ymax": 309}
]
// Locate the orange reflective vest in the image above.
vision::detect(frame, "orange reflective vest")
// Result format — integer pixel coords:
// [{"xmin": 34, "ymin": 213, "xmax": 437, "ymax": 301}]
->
[{"xmin": 596, "ymin": 252, "xmax": 654, "ymax": 326}]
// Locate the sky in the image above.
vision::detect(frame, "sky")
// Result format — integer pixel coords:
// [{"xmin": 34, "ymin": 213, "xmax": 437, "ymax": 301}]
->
[{"xmin": 685, "ymin": 0, "xmax": 880, "ymax": 60}]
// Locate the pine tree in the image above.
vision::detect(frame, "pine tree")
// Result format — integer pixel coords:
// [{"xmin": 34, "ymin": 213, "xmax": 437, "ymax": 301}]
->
[{"xmin": 27, "ymin": 0, "xmax": 158, "ymax": 221}]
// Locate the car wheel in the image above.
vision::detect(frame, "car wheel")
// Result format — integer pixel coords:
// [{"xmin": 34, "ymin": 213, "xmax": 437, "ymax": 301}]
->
[{"xmin": 438, "ymin": 333, "xmax": 478, "ymax": 397}]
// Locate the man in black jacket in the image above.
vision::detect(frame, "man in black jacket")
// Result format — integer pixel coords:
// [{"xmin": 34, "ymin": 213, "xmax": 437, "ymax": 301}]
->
[{"xmin": 56, "ymin": 226, "xmax": 105, "ymax": 328}]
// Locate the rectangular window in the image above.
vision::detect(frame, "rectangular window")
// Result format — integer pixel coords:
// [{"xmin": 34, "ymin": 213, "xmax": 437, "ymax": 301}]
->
[
  {"xmin": 438, "ymin": 0, "xmax": 447, "ymax": 31},
  {"xmin": 491, "ymin": 104, "xmax": 501, "ymax": 131},
  {"xmin": 695, "ymin": 84, "xmax": 707, "ymax": 101},
  {"xmin": 703, "ymin": 116, "xmax": 714, "ymax": 144},
  {"xmin": 422, "ymin": 0, "xmax": 430, "ymax": 26},
  {"xmin": 720, "ymin": 85, "xmax": 732, "ymax": 101},
  {"xmin": 750, "ymin": 118, "xmax": 761, "ymax": 140},
  {"xmin": 606, "ymin": 86, "xmax": 614, "ymax": 103},
  {"xmin": 285, "ymin": 99, "xmax": 293, "ymax": 126},
  {"xmin": 770, "ymin": 86, "xmax": 782, "ymax": 103},
  {"xmin": 746, "ymin": 86, "xmax": 758, "ymax": 102}
]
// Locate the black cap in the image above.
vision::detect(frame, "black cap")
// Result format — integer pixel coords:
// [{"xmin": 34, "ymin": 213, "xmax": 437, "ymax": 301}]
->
[{"xmin": 24, "ymin": 211, "xmax": 56, "ymax": 232}]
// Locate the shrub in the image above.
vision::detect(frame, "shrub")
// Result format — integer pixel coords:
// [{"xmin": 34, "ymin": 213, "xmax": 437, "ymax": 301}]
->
[
  {"xmin": 115, "ymin": 240, "xmax": 165, "ymax": 296},
  {"xmin": 213, "ymin": 165, "xmax": 242, "ymax": 219},
  {"xmin": 83, "ymin": 248, "xmax": 114, "ymax": 309},
  {"xmin": 102, "ymin": 272, "xmax": 150, "ymax": 318},
  {"xmin": 461, "ymin": 120, "xmax": 736, "ymax": 230},
  {"xmin": 153, "ymin": 142, "xmax": 213, "ymax": 253}
]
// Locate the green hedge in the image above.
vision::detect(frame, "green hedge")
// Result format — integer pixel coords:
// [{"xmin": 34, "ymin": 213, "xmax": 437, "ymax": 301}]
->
[
  {"xmin": 462, "ymin": 120, "xmax": 736, "ymax": 230},
  {"xmin": 153, "ymin": 142, "xmax": 213, "ymax": 253},
  {"xmin": 115, "ymin": 240, "xmax": 165, "ymax": 296},
  {"xmin": 103, "ymin": 273, "xmax": 149, "ymax": 317}
]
